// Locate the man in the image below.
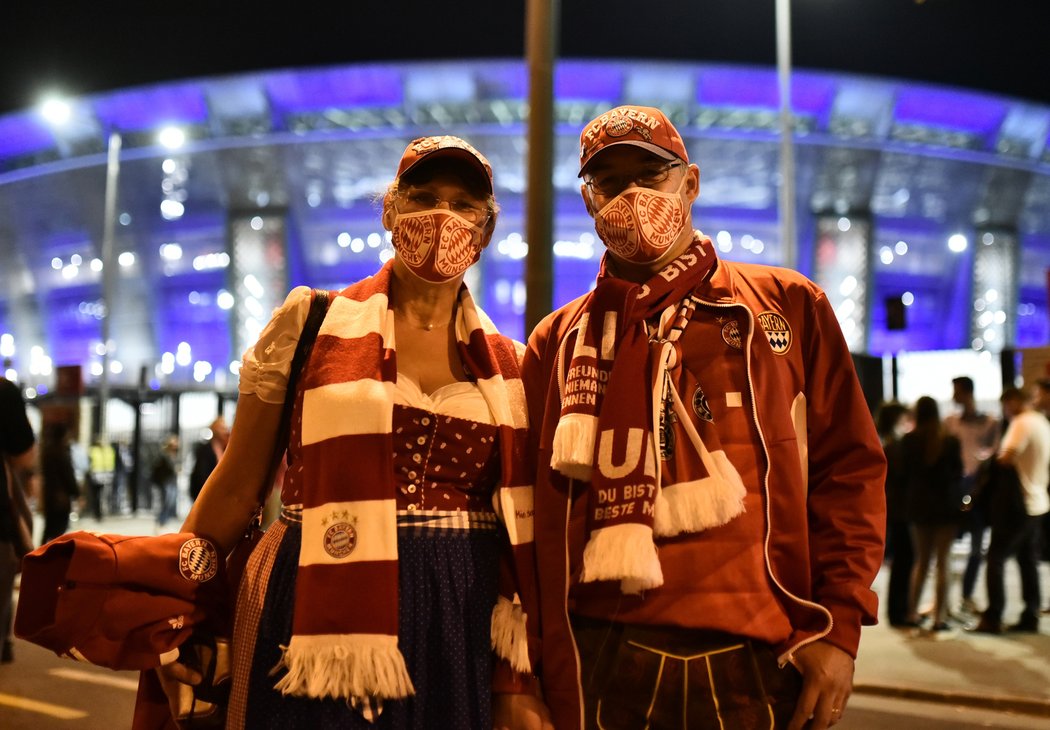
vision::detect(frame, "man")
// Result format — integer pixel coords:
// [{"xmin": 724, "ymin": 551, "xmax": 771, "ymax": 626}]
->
[
  {"xmin": 1032, "ymin": 379, "xmax": 1050, "ymax": 615},
  {"xmin": 188, "ymin": 416, "xmax": 229, "ymax": 502},
  {"xmin": 0, "ymin": 376, "xmax": 36, "ymax": 663},
  {"xmin": 970, "ymin": 387, "xmax": 1049, "ymax": 634},
  {"xmin": 943, "ymin": 375, "xmax": 999, "ymax": 615},
  {"xmin": 522, "ymin": 106, "xmax": 886, "ymax": 730},
  {"xmin": 150, "ymin": 434, "xmax": 180, "ymax": 531}
]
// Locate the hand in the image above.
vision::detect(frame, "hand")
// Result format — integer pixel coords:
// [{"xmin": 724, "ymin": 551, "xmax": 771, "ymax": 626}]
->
[
  {"xmin": 786, "ymin": 640, "xmax": 854, "ymax": 730},
  {"xmin": 155, "ymin": 659, "xmax": 202, "ymax": 719},
  {"xmin": 492, "ymin": 692, "xmax": 555, "ymax": 730}
]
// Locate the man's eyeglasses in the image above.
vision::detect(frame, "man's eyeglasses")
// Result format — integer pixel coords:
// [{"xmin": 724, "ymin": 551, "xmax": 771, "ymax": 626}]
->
[
  {"xmin": 583, "ymin": 161, "xmax": 683, "ymax": 198},
  {"xmin": 396, "ymin": 189, "xmax": 491, "ymax": 225}
]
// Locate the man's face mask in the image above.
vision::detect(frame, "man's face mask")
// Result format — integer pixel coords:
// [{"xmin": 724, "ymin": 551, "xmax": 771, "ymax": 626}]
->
[
  {"xmin": 593, "ymin": 175, "xmax": 688, "ymax": 265},
  {"xmin": 391, "ymin": 209, "xmax": 485, "ymax": 283}
]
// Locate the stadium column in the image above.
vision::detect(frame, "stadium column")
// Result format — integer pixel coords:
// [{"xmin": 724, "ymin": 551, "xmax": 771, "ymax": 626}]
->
[
  {"xmin": 227, "ymin": 212, "xmax": 289, "ymax": 369},
  {"xmin": 969, "ymin": 228, "xmax": 1018, "ymax": 354},
  {"xmin": 810, "ymin": 213, "xmax": 873, "ymax": 354}
]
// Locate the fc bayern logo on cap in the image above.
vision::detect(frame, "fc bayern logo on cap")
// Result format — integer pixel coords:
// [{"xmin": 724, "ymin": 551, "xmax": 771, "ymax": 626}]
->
[
  {"xmin": 605, "ymin": 114, "xmax": 633, "ymax": 137},
  {"xmin": 178, "ymin": 538, "xmax": 219, "ymax": 583},
  {"xmin": 324, "ymin": 522, "xmax": 357, "ymax": 559}
]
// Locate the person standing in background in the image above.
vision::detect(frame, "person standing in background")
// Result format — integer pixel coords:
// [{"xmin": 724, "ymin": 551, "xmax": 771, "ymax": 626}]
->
[
  {"xmin": 0, "ymin": 377, "xmax": 36, "ymax": 663},
  {"xmin": 876, "ymin": 401, "xmax": 913, "ymax": 627},
  {"xmin": 1031, "ymin": 379, "xmax": 1050, "ymax": 615},
  {"xmin": 149, "ymin": 434, "xmax": 180, "ymax": 532},
  {"xmin": 39, "ymin": 421, "xmax": 80, "ymax": 544},
  {"xmin": 970, "ymin": 387, "xmax": 1049, "ymax": 634},
  {"xmin": 83, "ymin": 437, "xmax": 110, "ymax": 521},
  {"xmin": 899, "ymin": 396, "xmax": 964, "ymax": 636},
  {"xmin": 943, "ymin": 375, "xmax": 1000, "ymax": 616},
  {"xmin": 188, "ymin": 416, "xmax": 229, "ymax": 502}
]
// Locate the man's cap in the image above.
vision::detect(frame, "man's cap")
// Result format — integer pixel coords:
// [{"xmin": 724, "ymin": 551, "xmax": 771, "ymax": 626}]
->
[
  {"xmin": 396, "ymin": 135, "xmax": 494, "ymax": 194},
  {"xmin": 578, "ymin": 105, "xmax": 689, "ymax": 176}
]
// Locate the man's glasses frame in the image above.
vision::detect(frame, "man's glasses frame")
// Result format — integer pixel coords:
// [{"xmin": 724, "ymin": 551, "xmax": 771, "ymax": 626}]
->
[{"xmin": 583, "ymin": 160, "xmax": 683, "ymax": 198}]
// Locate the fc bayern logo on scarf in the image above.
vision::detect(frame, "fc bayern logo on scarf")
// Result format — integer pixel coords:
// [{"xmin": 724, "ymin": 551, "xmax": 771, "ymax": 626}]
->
[
  {"xmin": 178, "ymin": 538, "xmax": 219, "ymax": 583},
  {"xmin": 757, "ymin": 310, "xmax": 792, "ymax": 355},
  {"xmin": 324, "ymin": 521, "xmax": 358, "ymax": 559}
]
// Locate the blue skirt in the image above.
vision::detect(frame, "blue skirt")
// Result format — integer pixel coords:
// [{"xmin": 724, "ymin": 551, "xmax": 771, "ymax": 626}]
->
[{"xmin": 239, "ymin": 511, "xmax": 501, "ymax": 729}]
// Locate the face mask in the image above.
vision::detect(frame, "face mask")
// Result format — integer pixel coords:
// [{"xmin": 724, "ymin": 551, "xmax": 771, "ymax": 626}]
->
[
  {"xmin": 391, "ymin": 209, "xmax": 485, "ymax": 283},
  {"xmin": 593, "ymin": 175, "xmax": 688, "ymax": 264}
]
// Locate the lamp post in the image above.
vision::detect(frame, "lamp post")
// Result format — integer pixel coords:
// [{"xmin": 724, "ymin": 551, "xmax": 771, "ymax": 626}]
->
[
  {"xmin": 776, "ymin": 0, "xmax": 798, "ymax": 271},
  {"xmin": 97, "ymin": 131, "xmax": 122, "ymax": 440},
  {"xmin": 524, "ymin": 0, "xmax": 558, "ymax": 334}
]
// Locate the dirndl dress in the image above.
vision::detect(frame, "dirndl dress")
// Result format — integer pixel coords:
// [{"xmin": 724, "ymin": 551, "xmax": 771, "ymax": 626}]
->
[{"xmin": 227, "ymin": 385, "xmax": 505, "ymax": 729}]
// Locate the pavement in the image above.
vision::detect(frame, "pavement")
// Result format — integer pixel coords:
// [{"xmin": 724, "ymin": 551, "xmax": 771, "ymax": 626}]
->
[
  {"xmin": 854, "ymin": 551, "xmax": 1050, "ymax": 719},
  {"xmin": 21, "ymin": 511, "xmax": 1050, "ymax": 720}
]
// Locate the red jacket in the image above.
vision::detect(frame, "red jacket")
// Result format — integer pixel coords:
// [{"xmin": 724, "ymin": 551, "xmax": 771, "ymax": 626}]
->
[
  {"xmin": 15, "ymin": 530, "xmax": 229, "ymax": 671},
  {"xmin": 522, "ymin": 245, "xmax": 887, "ymax": 729}
]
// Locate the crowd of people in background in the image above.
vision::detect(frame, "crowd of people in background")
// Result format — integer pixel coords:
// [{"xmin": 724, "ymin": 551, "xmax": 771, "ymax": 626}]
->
[{"xmin": 878, "ymin": 375, "xmax": 1050, "ymax": 639}]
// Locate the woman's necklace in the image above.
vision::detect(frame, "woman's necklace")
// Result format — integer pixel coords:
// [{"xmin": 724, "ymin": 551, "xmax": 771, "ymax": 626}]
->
[{"xmin": 395, "ymin": 308, "xmax": 452, "ymax": 332}]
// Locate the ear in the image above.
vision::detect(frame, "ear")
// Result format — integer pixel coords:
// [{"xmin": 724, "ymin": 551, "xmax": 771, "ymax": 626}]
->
[
  {"xmin": 478, "ymin": 213, "xmax": 498, "ymax": 250},
  {"xmin": 381, "ymin": 192, "xmax": 396, "ymax": 231},
  {"xmin": 683, "ymin": 163, "xmax": 700, "ymax": 205}
]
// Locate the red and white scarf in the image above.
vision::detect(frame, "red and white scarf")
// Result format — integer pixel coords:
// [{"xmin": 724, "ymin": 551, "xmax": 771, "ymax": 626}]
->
[
  {"xmin": 274, "ymin": 261, "xmax": 534, "ymax": 700},
  {"xmin": 550, "ymin": 237, "xmax": 746, "ymax": 593}
]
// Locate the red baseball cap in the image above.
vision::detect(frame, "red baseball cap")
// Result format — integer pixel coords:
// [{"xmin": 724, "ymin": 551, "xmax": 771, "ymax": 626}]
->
[
  {"xmin": 396, "ymin": 135, "xmax": 494, "ymax": 194},
  {"xmin": 578, "ymin": 105, "xmax": 689, "ymax": 176}
]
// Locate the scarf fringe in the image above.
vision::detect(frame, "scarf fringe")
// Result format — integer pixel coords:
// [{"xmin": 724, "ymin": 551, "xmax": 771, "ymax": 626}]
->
[
  {"xmin": 490, "ymin": 595, "xmax": 531, "ymax": 673},
  {"xmin": 550, "ymin": 412, "xmax": 598, "ymax": 480},
  {"xmin": 580, "ymin": 523, "xmax": 663, "ymax": 593},
  {"xmin": 272, "ymin": 635, "xmax": 415, "ymax": 700},
  {"xmin": 653, "ymin": 452, "xmax": 747, "ymax": 537}
]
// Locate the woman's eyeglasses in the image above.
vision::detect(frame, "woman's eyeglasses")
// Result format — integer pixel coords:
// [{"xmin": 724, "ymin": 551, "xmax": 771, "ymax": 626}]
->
[
  {"xmin": 397, "ymin": 189, "xmax": 490, "ymax": 225},
  {"xmin": 583, "ymin": 161, "xmax": 682, "ymax": 198}
]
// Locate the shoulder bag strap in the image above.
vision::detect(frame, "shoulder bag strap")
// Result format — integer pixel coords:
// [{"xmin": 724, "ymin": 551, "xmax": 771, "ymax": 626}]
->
[{"xmin": 259, "ymin": 288, "xmax": 331, "ymax": 505}]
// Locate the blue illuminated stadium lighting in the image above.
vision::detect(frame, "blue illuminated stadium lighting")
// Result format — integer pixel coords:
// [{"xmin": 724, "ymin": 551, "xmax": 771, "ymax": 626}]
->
[{"xmin": 93, "ymin": 82, "xmax": 209, "ymax": 132}]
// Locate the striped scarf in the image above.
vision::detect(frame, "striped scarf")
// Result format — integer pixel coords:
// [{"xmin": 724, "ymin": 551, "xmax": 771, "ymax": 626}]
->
[
  {"xmin": 550, "ymin": 237, "xmax": 746, "ymax": 594},
  {"xmin": 274, "ymin": 261, "xmax": 534, "ymax": 701}
]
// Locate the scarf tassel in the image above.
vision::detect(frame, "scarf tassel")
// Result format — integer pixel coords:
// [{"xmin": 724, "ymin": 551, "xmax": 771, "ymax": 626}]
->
[
  {"xmin": 490, "ymin": 595, "xmax": 531, "ymax": 673},
  {"xmin": 273, "ymin": 635, "xmax": 415, "ymax": 700},
  {"xmin": 550, "ymin": 412, "xmax": 598, "ymax": 480},
  {"xmin": 580, "ymin": 522, "xmax": 664, "ymax": 594},
  {"xmin": 653, "ymin": 450, "xmax": 747, "ymax": 537}
]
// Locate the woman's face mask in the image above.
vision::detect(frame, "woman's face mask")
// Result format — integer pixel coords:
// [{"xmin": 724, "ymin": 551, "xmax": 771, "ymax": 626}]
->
[
  {"xmin": 593, "ymin": 175, "xmax": 688, "ymax": 264},
  {"xmin": 390, "ymin": 209, "xmax": 485, "ymax": 283}
]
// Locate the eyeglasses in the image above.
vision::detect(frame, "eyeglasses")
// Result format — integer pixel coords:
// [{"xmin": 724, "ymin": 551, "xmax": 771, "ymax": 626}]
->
[
  {"xmin": 583, "ymin": 161, "xmax": 683, "ymax": 198},
  {"xmin": 396, "ymin": 189, "xmax": 491, "ymax": 225}
]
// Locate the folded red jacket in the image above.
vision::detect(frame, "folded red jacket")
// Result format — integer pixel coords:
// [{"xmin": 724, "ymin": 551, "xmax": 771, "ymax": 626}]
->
[{"xmin": 15, "ymin": 531, "xmax": 229, "ymax": 671}]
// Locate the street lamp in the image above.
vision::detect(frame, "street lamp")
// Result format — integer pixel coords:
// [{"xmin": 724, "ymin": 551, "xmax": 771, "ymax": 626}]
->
[{"xmin": 776, "ymin": 0, "xmax": 798, "ymax": 271}]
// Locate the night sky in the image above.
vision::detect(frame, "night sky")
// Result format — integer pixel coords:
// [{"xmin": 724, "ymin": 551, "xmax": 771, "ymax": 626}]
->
[{"xmin": 0, "ymin": 0, "xmax": 1047, "ymax": 116}]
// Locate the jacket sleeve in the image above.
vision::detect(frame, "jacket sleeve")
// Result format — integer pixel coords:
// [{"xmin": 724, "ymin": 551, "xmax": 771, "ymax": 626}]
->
[{"xmin": 801, "ymin": 291, "xmax": 887, "ymax": 656}]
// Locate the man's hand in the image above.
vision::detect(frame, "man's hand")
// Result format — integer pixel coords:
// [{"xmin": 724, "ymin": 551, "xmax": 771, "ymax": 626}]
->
[
  {"xmin": 786, "ymin": 640, "xmax": 854, "ymax": 730},
  {"xmin": 493, "ymin": 692, "xmax": 555, "ymax": 730}
]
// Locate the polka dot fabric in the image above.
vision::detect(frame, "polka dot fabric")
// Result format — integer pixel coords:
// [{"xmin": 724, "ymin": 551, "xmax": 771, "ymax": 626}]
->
[{"xmin": 242, "ymin": 514, "xmax": 500, "ymax": 729}]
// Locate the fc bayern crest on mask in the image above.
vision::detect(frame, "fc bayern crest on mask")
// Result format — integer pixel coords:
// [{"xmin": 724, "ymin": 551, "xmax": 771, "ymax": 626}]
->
[
  {"xmin": 757, "ymin": 310, "xmax": 792, "ymax": 355},
  {"xmin": 178, "ymin": 538, "xmax": 219, "ymax": 583}
]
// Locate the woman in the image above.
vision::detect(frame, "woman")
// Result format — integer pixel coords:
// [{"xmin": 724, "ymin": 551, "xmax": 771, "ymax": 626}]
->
[
  {"xmin": 901, "ymin": 395, "xmax": 964, "ymax": 635},
  {"xmin": 162, "ymin": 136, "xmax": 546, "ymax": 729}
]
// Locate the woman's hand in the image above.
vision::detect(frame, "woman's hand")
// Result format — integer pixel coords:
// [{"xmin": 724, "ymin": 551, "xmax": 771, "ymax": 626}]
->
[
  {"xmin": 492, "ymin": 692, "xmax": 555, "ymax": 730},
  {"xmin": 155, "ymin": 659, "xmax": 203, "ymax": 719}
]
